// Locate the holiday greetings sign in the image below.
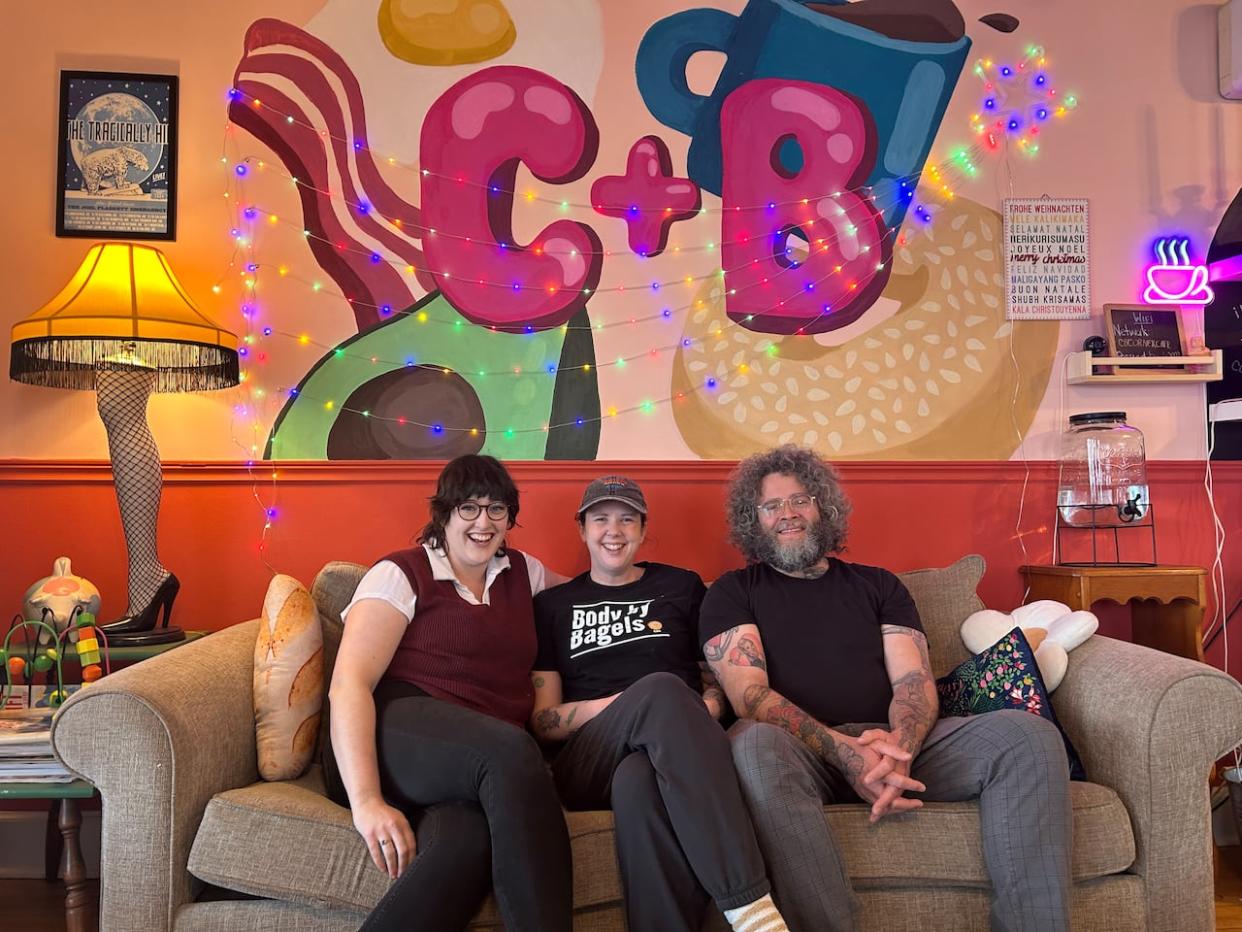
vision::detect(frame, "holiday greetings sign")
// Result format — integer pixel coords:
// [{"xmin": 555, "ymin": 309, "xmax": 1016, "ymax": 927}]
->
[{"xmin": 1003, "ymin": 197, "xmax": 1090, "ymax": 320}]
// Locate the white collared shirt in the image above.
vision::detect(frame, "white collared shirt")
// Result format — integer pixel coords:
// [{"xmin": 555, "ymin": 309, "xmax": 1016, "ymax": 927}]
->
[{"xmin": 342, "ymin": 543, "xmax": 550, "ymax": 624}]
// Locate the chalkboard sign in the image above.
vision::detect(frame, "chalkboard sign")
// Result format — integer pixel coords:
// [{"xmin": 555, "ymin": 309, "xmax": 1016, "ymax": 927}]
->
[{"xmin": 1104, "ymin": 304, "xmax": 1185, "ymax": 370}]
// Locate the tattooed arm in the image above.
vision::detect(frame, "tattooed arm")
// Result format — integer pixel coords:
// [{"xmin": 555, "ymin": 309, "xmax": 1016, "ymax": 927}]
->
[
  {"xmin": 699, "ymin": 663, "xmax": 727, "ymax": 720},
  {"xmin": 853, "ymin": 624, "xmax": 940, "ymax": 820},
  {"xmin": 528, "ymin": 670, "xmax": 618, "ymax": 743},
  {"xmin": 878, "ymin": 624, "xmax": 939, "ymax": 757},
  {"xmin": 703, "ymin": 624, "xmax": 924, "ymax": 815}
]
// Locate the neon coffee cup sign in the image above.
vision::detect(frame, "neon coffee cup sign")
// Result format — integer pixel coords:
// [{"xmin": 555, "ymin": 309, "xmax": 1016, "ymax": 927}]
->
[{"xmin": 1143, "ymin": 237, "xmax": 1214, "ymax": 306}]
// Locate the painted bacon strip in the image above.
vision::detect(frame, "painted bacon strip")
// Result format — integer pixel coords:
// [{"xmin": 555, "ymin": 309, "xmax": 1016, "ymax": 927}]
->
[{"xmin": 230, "ymin": 18, "xmax": 434, "ymax": 331}]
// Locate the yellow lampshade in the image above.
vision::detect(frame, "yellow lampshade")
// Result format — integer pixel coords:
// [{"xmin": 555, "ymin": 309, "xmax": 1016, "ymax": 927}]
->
[{"xmin": 10, "ymin": 242, "xmax": 239, "ymax": 392}]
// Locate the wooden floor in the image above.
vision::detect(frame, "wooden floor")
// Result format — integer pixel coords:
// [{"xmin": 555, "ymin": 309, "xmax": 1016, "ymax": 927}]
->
[
  {"xmin": 2, "ymin": 858, "xmax": 1242, "ymax": 930},
  {"xmin": 0, "ymin": 877, "xmax": 97, "ymax": 931},
  {"xmin": 1217, "ymin": 842, "xmax": 1242, "ymax": 930}
]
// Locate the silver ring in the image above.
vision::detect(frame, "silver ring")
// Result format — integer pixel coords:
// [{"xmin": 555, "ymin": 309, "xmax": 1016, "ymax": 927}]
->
[{"xmin": 379, "ymin": 839, "xmax": 389, "ymax": 847}]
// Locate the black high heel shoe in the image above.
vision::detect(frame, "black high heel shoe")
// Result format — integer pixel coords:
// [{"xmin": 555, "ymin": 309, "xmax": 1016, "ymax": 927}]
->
[{"xmin": 101, "ymin": 574, "xmax": 185, "ymax": 645}]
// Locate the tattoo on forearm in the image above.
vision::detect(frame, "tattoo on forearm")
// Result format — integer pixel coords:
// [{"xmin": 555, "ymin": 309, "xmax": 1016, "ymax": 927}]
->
[
  {"xmin": 533, "ymin": 675, "xmax": 545, "ymax": 688},
  {"xmin": 744, "ymin": 685, "xmax": 865, "ymax": 780},
  {"xmin": 882, "ymin": 627, "xmax": 937, "ymax": 752},
  {"xmin": 890, "ymin": 670, "xmax": 935, "ymax": 751},
  {"xmin": 703, "ymin": 628, "xmax": 738, "ymax": 663},
  {"xmin": 533, "ymin": 708, "xmax": 561, "ymax": 735},
  {"xmin": 742, "ymin": 684, "xmax": 771, "ymax": 718},
  {"xmin": 566, "ymin": 706, "xmax": 578, "ymax": 728},
  {"xmin": 728, "ymin": 635, "xmax": 767, "ymax": 670}
]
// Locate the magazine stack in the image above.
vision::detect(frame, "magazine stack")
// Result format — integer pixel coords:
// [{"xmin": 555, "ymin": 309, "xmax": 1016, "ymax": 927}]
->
[{"xmin": 0, "ymin": 708, "xmax": 73, "ymax": 783}]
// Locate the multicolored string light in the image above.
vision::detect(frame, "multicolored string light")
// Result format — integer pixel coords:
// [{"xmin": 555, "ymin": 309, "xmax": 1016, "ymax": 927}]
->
[
  {"xmin": 969, "ymin": 44, "xmax": 1078, "ymax": 158},
  {"xmin": 226, "ymin": 86, "xmax": 988, "ymax": 215},
  {"xmin": 214, "ymin": 61, "xmax": 1060, "ymax": 548}
]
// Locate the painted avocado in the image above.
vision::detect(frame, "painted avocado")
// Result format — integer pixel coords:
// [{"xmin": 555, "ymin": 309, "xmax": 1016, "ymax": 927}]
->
[{"xmin": 266, "ymin": 291, "xmax": 600, "ymax": 460}]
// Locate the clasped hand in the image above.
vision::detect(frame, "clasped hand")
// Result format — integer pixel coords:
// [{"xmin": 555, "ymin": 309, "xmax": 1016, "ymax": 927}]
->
[{"xmin": 851, "ymin": 728, "xmax": 926, "ymax": 823}]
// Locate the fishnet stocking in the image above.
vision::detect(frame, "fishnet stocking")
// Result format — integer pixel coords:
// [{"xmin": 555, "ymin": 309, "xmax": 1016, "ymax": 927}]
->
[{"xmin": 96, "ymin": 369, "xmax": 170, "ymax": 615}]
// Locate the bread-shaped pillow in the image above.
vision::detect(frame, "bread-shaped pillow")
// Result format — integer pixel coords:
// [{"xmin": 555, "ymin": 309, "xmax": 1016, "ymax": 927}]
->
[{"xmin": 254, "ymin": 574, "xmax": 324, "ymax": 781}]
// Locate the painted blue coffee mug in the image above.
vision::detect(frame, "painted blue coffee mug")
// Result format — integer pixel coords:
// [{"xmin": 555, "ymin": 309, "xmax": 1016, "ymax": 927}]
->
[{"xmin": 636, "ymin": 0, "xmax": 971, "ymax": 228}]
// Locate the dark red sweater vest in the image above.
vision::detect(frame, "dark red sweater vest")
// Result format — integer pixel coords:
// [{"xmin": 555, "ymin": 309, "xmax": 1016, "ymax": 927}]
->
[{"xmin": 380, "ymin": 546, "xmax": 536, "ymax": 728}]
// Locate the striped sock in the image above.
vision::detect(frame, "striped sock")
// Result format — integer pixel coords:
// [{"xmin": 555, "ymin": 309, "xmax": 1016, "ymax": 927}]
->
[{"xmin": 723, "ymin": 893, "xmax": 788, "ymax": 932}]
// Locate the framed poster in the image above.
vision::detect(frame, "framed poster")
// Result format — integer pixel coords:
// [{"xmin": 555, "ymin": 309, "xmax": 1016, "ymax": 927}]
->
[
  {"xmin": 56, "ymin": 70, "xmax": 178, "ymax": 240},
  {"xmin": 1104, "ymin": 304, "xmax": 1186, "ymax": 371},
  {"xmin": 1003, "ymin": 197, "xmax": 1090, "ymax": 320}
]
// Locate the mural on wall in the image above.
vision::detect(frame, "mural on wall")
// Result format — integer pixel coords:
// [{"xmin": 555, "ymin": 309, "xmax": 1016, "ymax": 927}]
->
[{"xmin": 225, "ymin": 0, "xmax": 1058, "ymax": 461}]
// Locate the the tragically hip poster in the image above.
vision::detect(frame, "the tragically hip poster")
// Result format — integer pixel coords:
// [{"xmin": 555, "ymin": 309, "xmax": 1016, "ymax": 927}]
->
[{"xmin": 56, "ymin": 70, "xmax": 179, "ymax": 240}]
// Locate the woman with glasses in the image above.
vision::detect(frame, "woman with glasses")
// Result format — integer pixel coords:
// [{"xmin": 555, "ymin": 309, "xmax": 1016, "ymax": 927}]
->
[
  {"xmin": 326, "ymin": 454, "xmax": 571, "ymax": 932},
  {"xmin": 529, "ymin": 476, "xmax": 788, "ymax": 932}
]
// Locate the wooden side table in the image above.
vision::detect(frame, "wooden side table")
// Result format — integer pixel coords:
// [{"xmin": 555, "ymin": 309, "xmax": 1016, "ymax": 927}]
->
[
  {"xmin": 0, "ymin": 779, "xmax": 95, "ymax": 932},
  {"xmin": 1020, "ymin": 565, "xmax": 1207, "ymax": 662}
]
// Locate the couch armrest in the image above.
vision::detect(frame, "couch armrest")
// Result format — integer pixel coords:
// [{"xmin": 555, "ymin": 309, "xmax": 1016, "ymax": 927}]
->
[
  {"xmin": 51, "ymin": 620, "xmax": 260, "ymax": 932},
  {"xmin": 1052, "ymin": 635, "xmax": 1242, "ymax": 932}
]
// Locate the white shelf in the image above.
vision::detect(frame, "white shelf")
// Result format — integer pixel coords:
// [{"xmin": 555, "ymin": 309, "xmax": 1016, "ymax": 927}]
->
[{"xmin": 1066, "ymin": 350, "xmax": 1223, "ymax": 384}]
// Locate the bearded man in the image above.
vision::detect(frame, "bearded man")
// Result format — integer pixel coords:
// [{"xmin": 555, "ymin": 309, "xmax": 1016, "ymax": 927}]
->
[{"xmin": 700, "ymin": 445, "xmax": 1072, "ymax": 932}]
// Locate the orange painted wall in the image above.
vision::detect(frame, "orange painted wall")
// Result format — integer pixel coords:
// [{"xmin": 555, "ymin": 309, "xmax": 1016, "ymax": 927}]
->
[{"xmin": 5, "ymin": 459, "xmax": 1241, "ymax": 675}]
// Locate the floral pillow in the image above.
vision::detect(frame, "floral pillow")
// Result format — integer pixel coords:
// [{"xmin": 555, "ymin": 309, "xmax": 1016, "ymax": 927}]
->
[{"xmin": 935, "ymin": 626, "xmax": 1086, "ymax": 781}]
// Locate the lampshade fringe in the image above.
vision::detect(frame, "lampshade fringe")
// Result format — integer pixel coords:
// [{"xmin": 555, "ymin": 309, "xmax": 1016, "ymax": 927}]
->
[{"xmin": 10, "ymin": 338, "xmax": 239, "ymax": 393}]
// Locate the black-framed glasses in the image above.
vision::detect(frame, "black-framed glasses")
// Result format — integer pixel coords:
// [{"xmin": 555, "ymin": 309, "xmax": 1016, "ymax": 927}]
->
[
  {"xmin": 756, "ymin": 494, "xmax": 817, "ymax": 517},
  {"xmin": 455, "ymin": 500, "xmax": 510, "ymax": 521}
]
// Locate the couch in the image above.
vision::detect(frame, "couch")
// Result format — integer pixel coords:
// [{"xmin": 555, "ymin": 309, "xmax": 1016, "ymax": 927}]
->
[{"xmin": 51, "ymin": 554, "xmax": 1242, "ymax": 931}]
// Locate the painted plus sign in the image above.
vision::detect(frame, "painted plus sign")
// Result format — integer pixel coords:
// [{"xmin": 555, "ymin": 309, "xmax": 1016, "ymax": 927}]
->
[{"xmin": 590, "ymin": 136, "xmax": 701, "ymax": 257}]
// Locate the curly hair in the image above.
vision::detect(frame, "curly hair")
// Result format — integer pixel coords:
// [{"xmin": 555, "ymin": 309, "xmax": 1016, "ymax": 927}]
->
[
  {"xmin": 419, "ymin": 454, "xmax": 519, "ymax": 553},
  {"xmin": 725, "ymin": 444, "xmax": 852, "ymax": 563}
]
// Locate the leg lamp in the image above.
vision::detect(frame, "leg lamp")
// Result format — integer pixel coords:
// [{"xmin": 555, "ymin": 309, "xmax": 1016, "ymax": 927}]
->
[{"xmin": 9, "ymin": 242, "xmax": 239, "ymax": 645}]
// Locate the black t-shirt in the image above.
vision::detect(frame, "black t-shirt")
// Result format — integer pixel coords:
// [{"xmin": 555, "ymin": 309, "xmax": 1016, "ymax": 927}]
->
[
  {"xmin": 534, "ymin": 562, "xmax": 707, "ymax": 702},
  {"xmin": 698, "ymin": 559, "xmax": 923, "ymax": 726}
]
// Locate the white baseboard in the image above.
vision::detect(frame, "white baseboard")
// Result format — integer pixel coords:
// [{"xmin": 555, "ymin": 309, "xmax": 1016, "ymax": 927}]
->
[{"xmin": 0, "ymin": 810, "xmax": 101, "ymax": 879}]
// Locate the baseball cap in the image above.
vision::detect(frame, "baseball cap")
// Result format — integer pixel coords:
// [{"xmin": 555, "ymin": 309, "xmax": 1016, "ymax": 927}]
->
[{"xmin": 576, "ymin": 475, "xmax": 647, "ymax": 518}]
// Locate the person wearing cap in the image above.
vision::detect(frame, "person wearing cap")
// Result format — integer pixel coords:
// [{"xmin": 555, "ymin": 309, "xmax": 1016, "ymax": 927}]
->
[
  {"xmin": 530, "ymin": 476, "xmax": 789, "ymax": 932},
  {"xmin": 326, "ymin": 454, "xmax": 574, "ymax": 932}
]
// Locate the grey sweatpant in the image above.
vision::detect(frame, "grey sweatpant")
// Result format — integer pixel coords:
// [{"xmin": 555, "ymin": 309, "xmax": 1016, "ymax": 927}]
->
[{"xmin": 729, "ymin": 710, "xmax": 1072, "ymax": 932}]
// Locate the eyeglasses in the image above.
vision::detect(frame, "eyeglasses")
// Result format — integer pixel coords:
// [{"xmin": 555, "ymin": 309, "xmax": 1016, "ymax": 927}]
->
[
  {"xmin": 756, "ymin": 494, "xmax": 817, "ymax": 517},
  {"xmin": 455, "ymin": 500, "xmax": 511, "ymax": 521}
]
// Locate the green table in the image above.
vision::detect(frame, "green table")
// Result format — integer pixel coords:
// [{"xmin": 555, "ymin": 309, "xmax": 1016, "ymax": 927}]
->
[
  {"xmin": 0, "ymin": 631, "xmax": 205, "ymax": 932},
  {"xmin": 0, "ymin": 779, "xmax": 95, "ymax": 932}
]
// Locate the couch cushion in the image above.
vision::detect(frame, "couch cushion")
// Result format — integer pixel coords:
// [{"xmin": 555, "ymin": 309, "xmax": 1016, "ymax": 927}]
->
[
  {"xmin": 831, "ymin": 780, "xmax": 1134, "ymax": 885},
  {"xmin": 897, "ymin": 555, "xmax": 983, "ymax": 679},
  {"xmin": 310, "ymin": 561, "xmax": 367, "ymax": 634},
  {"xmin": 189, "ymin": 768, "xmax": 1132, "ymax": 915},
  {"xmin": 308, "ymin": 562, "xmax": 366, "ymax": 761},
  {"xmin": 187, "ymin": 765, "xmax": 625, "ymax": 916}
]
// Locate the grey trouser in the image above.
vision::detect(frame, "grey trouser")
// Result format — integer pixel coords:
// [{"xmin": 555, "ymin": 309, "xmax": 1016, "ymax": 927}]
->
[{"xmin": 729, "ymin": 711, "xmax": 1072, "ymax": 932}]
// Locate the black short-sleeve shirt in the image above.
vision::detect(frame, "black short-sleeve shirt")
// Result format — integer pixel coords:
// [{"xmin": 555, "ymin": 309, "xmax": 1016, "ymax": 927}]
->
[
  {"xmin": 698, "ymin": 559, "xmax": 922, "ymax": 726},
  {"xmin": 534, "ymin": 562, "xmax": 707, "ymax": 702}
]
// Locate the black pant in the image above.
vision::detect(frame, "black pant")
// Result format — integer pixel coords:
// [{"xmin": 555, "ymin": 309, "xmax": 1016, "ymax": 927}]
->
[
  {"xmin": 360, "ymin": 802, "xmax": 491, "ymax": 932},
  {"xmin": 328, "ymin": 682, "xmax": 573, "ymax": 932},
  {"xmin": 552, "ymin": 672, "xmax": 771, "ymax": 932}
]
